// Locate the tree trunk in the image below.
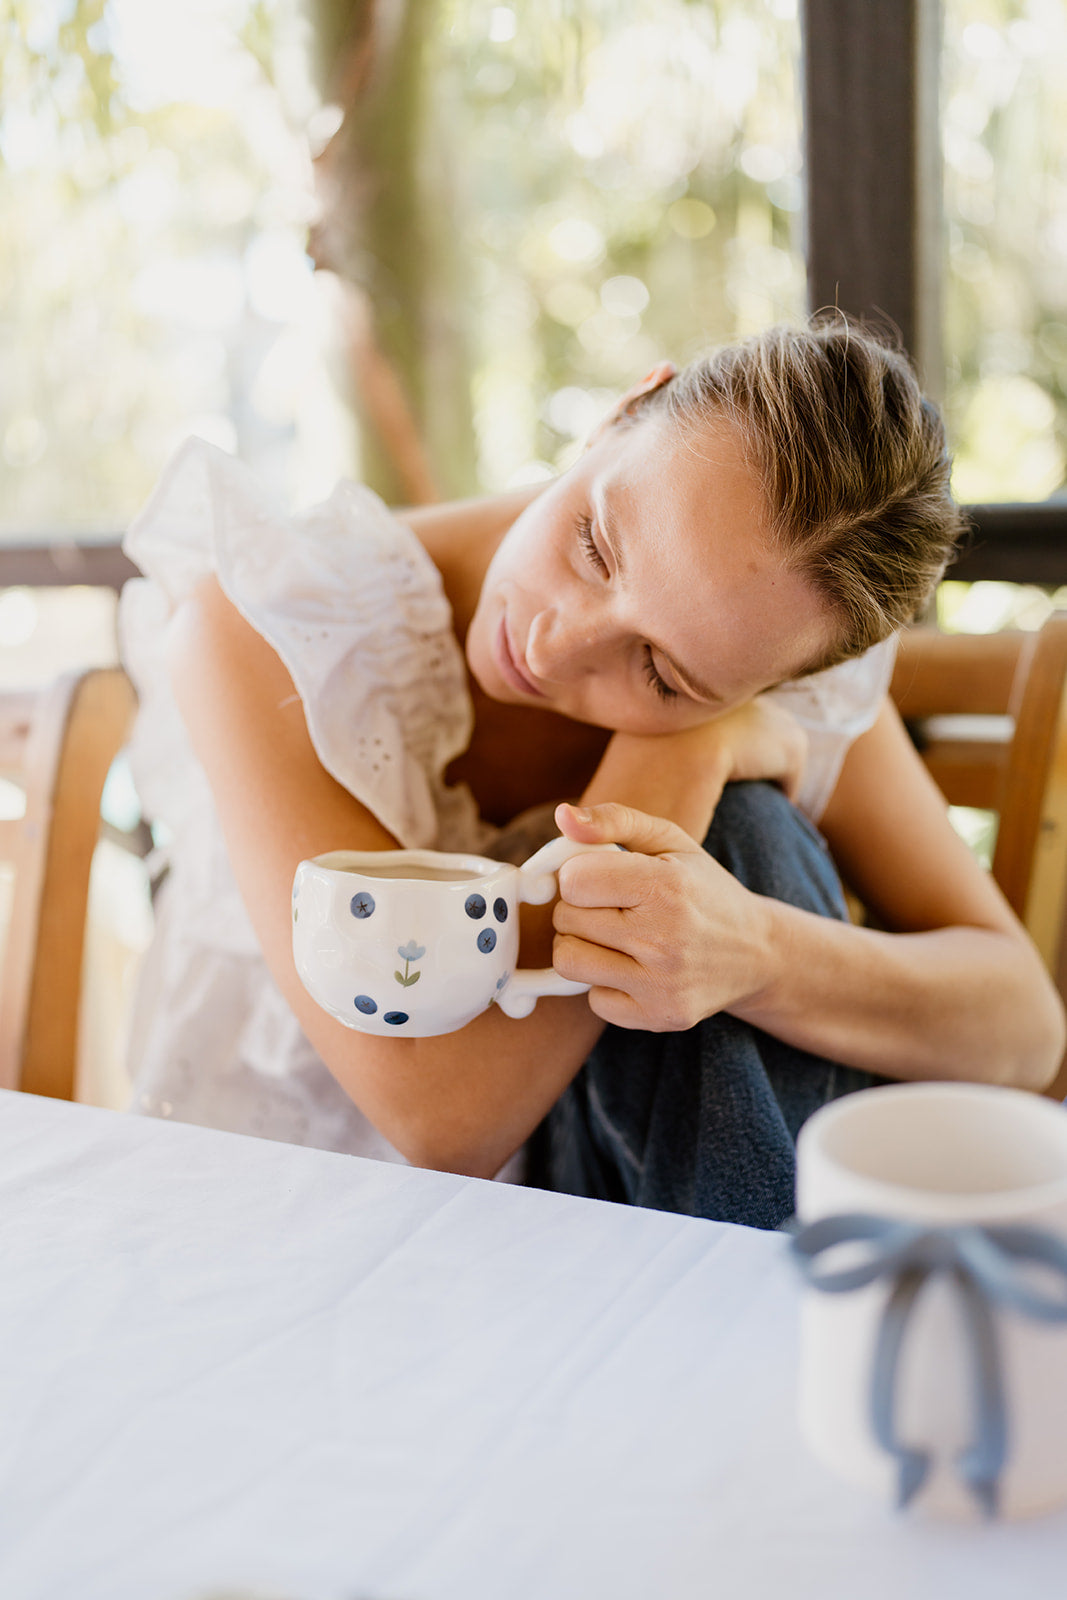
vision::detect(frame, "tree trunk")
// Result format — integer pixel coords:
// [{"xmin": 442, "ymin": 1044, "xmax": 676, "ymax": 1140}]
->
[{"xmin": 306, "ymin": 0, "xmax": 477, "ymax": 503}]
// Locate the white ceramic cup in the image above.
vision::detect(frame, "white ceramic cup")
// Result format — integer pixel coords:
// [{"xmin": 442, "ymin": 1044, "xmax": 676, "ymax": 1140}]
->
[
  {"xmin": 291, "ymin": 835, "xmax": 618, "ymax": 1038},
  {"xmin": 794, "ymin": 1081, "xmax": 1067, "ymax": 1518}
]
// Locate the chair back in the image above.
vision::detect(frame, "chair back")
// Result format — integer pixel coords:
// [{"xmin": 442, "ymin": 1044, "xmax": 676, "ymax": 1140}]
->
[
  {"xmin": 0, "ymin": 667, "xmax": 137, "ymax": 1099},
  {"xmin": 891, "ymin": 614, "xmax": 1067, "ymax": 1097}
]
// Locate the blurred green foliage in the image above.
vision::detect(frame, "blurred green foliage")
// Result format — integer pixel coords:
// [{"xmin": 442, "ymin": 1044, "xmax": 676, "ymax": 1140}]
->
[
  {"xmin": 0, "ymin": 0, "xmax": 327, "ymax": 530},
  {"xmin": 302, "ymin": 0, "xmax": 806, "ymax": 498},
  {"xmin": 943, "ymin": 0, "xmax": 1067, "ymax": 508},
  {"xmin": 0, "ymin": 0, "xmax": 1064, "ymax": 534}
]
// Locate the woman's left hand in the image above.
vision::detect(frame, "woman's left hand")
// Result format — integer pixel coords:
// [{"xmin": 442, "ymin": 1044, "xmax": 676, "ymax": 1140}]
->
[
  {"xmin": 709, "ymin": 692, "xmax": 809, "ymax": 803},
  {"xmin": 550, "ymin": 800, "xmax": 774, "ymax": 1032},
  {"xmin": 583, "ymin": 694, "xmax": 808, "ymax": 851}
]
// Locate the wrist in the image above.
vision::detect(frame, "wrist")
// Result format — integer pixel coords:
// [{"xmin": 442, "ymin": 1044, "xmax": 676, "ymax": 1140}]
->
[
  {"xmin": 585, "ymin": 728, "xmax": 731, "ymax": 839},
  {"xmin": 728, "ymin": 893, "xmax": 797, "ymax": 1028}
]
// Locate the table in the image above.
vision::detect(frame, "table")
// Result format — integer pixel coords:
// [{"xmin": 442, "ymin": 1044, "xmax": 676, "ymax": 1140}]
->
[{"xmin": 1, "ymin": 1090, "xmax": 1064, "ymax": 1600}]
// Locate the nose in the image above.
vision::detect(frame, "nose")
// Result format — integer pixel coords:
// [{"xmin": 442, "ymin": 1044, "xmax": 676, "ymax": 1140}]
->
[{"xmin": 525, "ymin": 600, "xmax": 613, "ymax": 682}]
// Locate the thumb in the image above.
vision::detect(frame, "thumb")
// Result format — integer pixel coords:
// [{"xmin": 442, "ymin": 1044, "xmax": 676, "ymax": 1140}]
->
[{"xmin": 555, "ymin": 800, "xmax": 701, "ymax": 858}]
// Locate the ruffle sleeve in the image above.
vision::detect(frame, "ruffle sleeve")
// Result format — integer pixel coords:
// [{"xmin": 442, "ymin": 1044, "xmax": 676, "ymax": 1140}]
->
[
  {"xmin": 119, "ymin": 437, "xmax": 477, "ymax": 853},
  {"xmin": 768, "ymin": 635, "xmax": 897, "ymax": 821}
]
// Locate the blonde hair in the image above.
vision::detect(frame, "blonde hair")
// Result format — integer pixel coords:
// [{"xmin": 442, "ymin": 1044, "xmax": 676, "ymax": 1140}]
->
[{"xmin": 639, "ymin": 318, "xmax": 968, "ymax": 673}]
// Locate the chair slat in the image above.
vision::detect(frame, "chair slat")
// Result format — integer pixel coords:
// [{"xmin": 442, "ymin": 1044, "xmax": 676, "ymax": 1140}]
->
[
  {"xmin": 891, "ymin": 629, "xmax": 1023, "ymax": 718},
  {"xmin": 0, "ymin": 669, "xmax": 137, "ymax": 1099},
  {"xmin": 890, "ymin": 615, "xmax": 1067, "ymax": 1100},
  {"xmin": 918, "ymin": 751, "xmax": 1006, "ymax": 814}
]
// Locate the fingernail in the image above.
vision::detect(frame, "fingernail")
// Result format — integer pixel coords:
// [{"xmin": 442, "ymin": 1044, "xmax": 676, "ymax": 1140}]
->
[{"xmin": 571, "ymin": 806, "xmax": 592, "ymax": 823}]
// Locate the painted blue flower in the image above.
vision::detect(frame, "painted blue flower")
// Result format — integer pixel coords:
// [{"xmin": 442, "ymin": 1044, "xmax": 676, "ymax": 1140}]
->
[
  {"xmin": 394, "ymin": 939, "xmax": 425, "ymax": 987},
  {"xmin": 490, "ymin": 970, "xmax": 510, "ymax": 1007}
]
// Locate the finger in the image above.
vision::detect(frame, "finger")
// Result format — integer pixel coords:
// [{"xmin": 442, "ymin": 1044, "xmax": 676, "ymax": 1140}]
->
[
  {"xmin": 554, "ymin": 900, "xmax": 676, "ymax": 959},
  {"xmin": 586, "ymin": 978, "xmax": 705, "ymax": 1034},
  {"xmin": 584, "ymin": 985, "xmax": 652, "ymax": 1030},
  {"xmin": 552, "ymin": 931, "xmax": 642, "ymax": 991},
  {"xmin": 555, "ymin": 800, "xmax": 701, "ymax": 858},
  {"xmin": 554, "ymin": 936, "xmax": 697, "ymax": 1033},
  {"xmin": 555, "ymin": 851, "xmax": 662, "ymax": 910},
  {"xmin": 553, "ymin": 900, "xmax": 634, "ymax": 944}
]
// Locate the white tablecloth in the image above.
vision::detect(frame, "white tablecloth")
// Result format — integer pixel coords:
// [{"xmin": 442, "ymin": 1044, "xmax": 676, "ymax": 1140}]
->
[{"xmin": 1, "ymin": 1090, "xmax": 1065, "ymax": 1600}]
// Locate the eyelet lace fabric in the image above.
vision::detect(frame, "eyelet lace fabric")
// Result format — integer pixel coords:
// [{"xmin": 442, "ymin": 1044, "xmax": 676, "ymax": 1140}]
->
[
  {"xmin": 118, "ymin": 438, "xmax": 892, "ymax": 1166},
  {"xmin": 770, "ymin": 637, "xmax": 897, "ymax": 822}
]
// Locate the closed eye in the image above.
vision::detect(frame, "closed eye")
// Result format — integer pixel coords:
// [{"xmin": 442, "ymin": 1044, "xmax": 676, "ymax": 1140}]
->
[
  {"xmin": 643, "ymin": 645, "xmax": 678, "ymax": 701},
  {"xmin": 575, "ymin": 512, "xmax": 609, "ymax": 575}
]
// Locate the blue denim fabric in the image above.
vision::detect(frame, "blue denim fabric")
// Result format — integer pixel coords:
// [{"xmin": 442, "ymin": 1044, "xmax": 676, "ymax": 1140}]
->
[{"xmin": 526, "ymin": 781, "xmax": 886, "ymax": 1231}]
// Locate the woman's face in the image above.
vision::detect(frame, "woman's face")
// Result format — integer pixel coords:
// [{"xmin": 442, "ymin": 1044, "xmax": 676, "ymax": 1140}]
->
[{"xmin": 465, "ymin": 410, "xmax": 835, "ymax": 736}]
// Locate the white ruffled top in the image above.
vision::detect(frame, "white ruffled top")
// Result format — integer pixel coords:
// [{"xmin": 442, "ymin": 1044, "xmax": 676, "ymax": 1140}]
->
[{"xmin": 118, "ymin": 438, "xmax": 894, "ymax": 1160}]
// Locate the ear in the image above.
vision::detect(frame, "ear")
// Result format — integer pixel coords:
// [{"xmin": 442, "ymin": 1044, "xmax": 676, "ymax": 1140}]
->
[{"xmin": 585, "ymin": 361, "xmax": 677, "ymax": 447}]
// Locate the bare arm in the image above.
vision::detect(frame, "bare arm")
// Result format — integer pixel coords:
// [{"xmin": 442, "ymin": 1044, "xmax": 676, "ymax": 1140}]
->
[
  {"xmin": 552, "ymin": 699, "xmax": 1065, "ymax": 1091},
  {"xmin": 165, "ymin": 578, "xmax": 741, "ymax": 1178}
]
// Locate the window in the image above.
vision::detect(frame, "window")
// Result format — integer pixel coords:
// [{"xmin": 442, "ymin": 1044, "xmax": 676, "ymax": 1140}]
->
[{"xmin": 943, "ymin": 0, "xmax": 1067, "ymax": 508}]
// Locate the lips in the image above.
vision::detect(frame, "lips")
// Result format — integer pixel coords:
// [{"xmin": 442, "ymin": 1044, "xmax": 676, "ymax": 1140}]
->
[{"xmin": 495, "ymin": 617, "xmax": 545, "ymax": 698}]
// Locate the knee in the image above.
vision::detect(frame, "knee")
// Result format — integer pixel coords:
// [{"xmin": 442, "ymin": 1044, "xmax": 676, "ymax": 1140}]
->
[{"xmin": 703, "ymin": 781, "xmax": 847, "ymax": 920}]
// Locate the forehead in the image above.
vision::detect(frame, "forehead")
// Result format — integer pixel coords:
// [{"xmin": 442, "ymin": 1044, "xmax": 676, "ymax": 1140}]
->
[{"xmin": 598, "ymin": 414, "xmax": 834, "ymax": 700}]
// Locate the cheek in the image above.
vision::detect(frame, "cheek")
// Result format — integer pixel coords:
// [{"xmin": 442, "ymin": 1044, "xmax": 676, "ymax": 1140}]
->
[
  {"xmin": 599, "ymin": 689, "xmax": 729, "ymax": 737},
  {"xmin": 464, "ymin": 598, "xmax": 500, "ymax": 691},
  {"xmin": 577, "ymin": 682, "xmax": 680, "ymax": 736}
]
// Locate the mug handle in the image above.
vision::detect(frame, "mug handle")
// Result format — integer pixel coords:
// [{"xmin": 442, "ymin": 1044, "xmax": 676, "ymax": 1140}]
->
[{"xmin": 494, "ymin": 836, "xmax": 620, "ymax": 1021}]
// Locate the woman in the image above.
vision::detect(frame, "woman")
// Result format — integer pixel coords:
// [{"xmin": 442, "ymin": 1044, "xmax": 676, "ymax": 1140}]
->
[{"xmin": 120, "ymin": 319, "xmax": 1065, "ymax": 1228}]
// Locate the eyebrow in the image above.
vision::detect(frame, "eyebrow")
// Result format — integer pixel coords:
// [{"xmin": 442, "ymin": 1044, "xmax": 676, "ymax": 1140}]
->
[{"xmin": 596, "ymin": 486, "xmax": 725, "ymax": 707}]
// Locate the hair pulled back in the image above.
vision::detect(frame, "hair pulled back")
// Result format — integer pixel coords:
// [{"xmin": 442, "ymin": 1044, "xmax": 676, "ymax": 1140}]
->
[{"xmin": 640, "ymin": 317, "xmax": 968, "ymax": 673}]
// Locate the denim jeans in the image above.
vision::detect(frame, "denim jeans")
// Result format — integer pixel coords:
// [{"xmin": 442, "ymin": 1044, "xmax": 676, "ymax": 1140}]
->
[{"xmin": 526, "ymin": 781, "xmax": 885, "ymax": 1231}]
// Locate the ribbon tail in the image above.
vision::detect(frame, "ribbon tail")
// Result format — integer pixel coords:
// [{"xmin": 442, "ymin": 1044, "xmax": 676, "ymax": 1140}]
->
[
  {"xmin": 870, "ymin": 1267, "xmax": 932, "ymax": 1509},
  {"xmin": 896, "ymin": 1446, "xmax": 932, "ymax": 1511},
  {"xmin": 953, "ymin": 1267, "xmax": 1008, "ymax": 1519}
]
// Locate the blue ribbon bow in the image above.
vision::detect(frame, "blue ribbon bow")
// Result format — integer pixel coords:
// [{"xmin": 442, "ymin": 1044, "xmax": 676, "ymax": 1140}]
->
[{"xmin": 789, "ymin": 1213, "xmax": 1067, "ymax": 1516}]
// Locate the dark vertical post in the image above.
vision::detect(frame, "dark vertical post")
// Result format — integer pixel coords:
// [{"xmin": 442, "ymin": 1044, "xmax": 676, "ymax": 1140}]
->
[{"xmin": 801, "ymin": 0, "xmax": 944, "ymax": 396}]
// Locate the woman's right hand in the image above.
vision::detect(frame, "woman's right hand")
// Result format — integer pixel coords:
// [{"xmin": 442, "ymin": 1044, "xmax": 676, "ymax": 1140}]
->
[{"xmin": 550, "ymin": 800, "xmax": 774, "ymax": 1033}]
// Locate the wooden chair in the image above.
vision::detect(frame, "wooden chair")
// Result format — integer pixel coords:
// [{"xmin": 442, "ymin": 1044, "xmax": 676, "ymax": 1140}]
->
[
  {"xmin": 889, "ymin": 613, "xmax": 1067, "ymax": 1097},
  {"xmin": 0, "ymin": 667, "xmax": 137, "ymax": 1100}
]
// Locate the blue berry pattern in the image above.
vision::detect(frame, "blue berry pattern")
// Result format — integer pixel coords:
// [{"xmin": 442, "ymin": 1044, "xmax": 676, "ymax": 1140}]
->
[{"xmin": 350, "ymin": 891, "xmax": 376, "ymax": 919}]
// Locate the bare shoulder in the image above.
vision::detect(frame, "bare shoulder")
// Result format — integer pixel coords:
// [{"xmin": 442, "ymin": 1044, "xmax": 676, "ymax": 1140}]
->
[
  {"xmin": 397, "ymin": 481, "xmax": 547, "ymax": 555},
  {"xmin": 168, "ymin": 574, "xmax": 399, "ymax": 857}
]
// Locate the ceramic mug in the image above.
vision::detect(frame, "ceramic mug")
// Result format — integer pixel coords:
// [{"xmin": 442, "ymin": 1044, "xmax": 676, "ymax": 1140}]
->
[
  {"xmin": 794, "ymin": 1081, "xmax": 1067, "ymax": 1519},
  {"xmin": 291, "ymin": 835, "xmax": 618, "ymax": 1038}
]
